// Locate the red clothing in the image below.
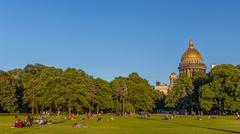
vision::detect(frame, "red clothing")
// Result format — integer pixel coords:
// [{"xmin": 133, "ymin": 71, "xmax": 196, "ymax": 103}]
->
[{"xmin": 16, "ymin": 119, "xmax": 23, "ymax": 128}]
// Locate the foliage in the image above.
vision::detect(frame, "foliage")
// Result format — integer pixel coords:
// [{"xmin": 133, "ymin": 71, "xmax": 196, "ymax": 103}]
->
[
  {"xmin": 165, "ymin": 73, "xmax": 193, "ymax": 111},
  {"xmin": 0, "ymin": 71, "xmax": 18, "ymax": 113},
  {"xmin": 199, "ymin": 64, "xmax": 240, "ymax": 114},
  {"xmin": 1, "ymin": 63, "xmax": 240, "ymax": 115}
]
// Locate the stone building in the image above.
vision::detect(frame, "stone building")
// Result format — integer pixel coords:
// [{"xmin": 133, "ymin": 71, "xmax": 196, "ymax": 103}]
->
[
  {"xmin": 155, "ymin": 81, "xmax": 170, "ymax": 95},
  {"xmin": 169, "ymin": 72, "xmax": 177, "ymax": 89}
]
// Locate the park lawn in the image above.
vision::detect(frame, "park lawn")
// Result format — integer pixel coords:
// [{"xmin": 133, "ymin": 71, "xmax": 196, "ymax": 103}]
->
[{"xmin": 0, "ymin": 114, "xmax": 240, "ymax": 134}]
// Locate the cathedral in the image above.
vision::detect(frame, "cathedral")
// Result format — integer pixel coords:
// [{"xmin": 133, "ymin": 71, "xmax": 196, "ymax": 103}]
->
[
  {"xmin": 155, "ymin": 40, "xmax": 206, "ymax": 95},
  {"xmin": 178, "ymin": 40, "xmax": 206, "ymax": 77}
]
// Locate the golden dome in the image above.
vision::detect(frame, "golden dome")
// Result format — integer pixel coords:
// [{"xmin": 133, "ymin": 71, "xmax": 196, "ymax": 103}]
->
[
  {"xmin": 181, "ymin": 40, "xmax": 203, "ymax": 64},
  {"xmin": 178, "ymin": 39, "xmax": 206, "ymax": 77}
]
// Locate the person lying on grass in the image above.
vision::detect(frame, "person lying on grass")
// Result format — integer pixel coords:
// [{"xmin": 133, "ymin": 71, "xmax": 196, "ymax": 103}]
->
[
  {"xmin": 73, "ymin": 123, "xmax": 88, "ymax": 129},
  {"xmin": 34, "ymin": 115, "xmax": 48, "ymax": 125}
]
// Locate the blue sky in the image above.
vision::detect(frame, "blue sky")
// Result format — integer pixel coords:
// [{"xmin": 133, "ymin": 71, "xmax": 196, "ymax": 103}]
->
[{"xmin": 0, "ymin": 0, "xmax": 240, "ymax": 85}]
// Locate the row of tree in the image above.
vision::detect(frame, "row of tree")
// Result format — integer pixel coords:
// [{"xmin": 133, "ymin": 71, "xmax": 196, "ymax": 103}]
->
[
  {"xmin": 1, "ymin": 63, "xmax": 238, "ymax": 115},
  {"xmin": 165, "ymin": 64, "xmax": 240, "ymax": 115},
  {"xmin": 0, "ymin": 64, "xmax": 161, "ymax": 114}
]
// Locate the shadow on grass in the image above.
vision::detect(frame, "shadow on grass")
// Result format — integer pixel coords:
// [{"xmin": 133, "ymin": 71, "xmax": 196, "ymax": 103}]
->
[
  {"xmin": 167, "ymin": 121, "xmax": 240, "ymax": 134},
  {"xmin": 53, "ymin": 120, "xmax": 65, "ymax": 125},
  {"xmin": 135, "ymin": 117, "xmax": 157, "ymax": 121}
]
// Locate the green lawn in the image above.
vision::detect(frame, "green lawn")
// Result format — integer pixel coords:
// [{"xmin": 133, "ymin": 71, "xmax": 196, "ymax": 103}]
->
[{"xmin": 0, "ymin": 114, "xmax": 240, "ymax": 134}]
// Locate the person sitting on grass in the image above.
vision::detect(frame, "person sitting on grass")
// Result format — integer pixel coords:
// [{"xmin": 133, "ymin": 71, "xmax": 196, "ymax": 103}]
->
[
  {"xmin": 87, "ymin": 112, "xmax": 93, "ymax": 120},
  {"xmin": 37, "ymin": 115, "xmax": 48, "ymax": 125},
  {"xmin": 47, "ymin": 115, "xmax": 55, "ymax": 125},
  {"xmin": 107, "ymin": 116, "xmax": 114, "ymax": 122},
  {"xmin": 13, "ymin": 118, "xmax": 23, "ymax": 128},
  {"xmin": 161, "ymin": 114, "xmax": 169, "ymax": 120},
  {"xmin": 197, "ymin": 115, "xmax": 202, "ymax": 121},
  {"xmin": 97, "ymin": 116, "xmax": 102, "ymax": 122},
  {"xmin": 235, "ymin": 112, "xmax": 240, "ymax": 120},
  {"xmin": 110, "ymin": 116, "xmax": 114, "ymax": 121},
  {"xmin": 68, "ymin": 114, "xmax": 76, "ymax": 121},
  {"xmin": 30, "ymin": 116, "xmax": 34, "ymax": 125},
  {"xmin": 25, "ymin": 115, "xmax": 32, "ymax": 127},
  {"xmin": 147, "ymin": 113, "xmax": 151, "ymax": 118},
  {"xmin": 80, "ymin": 117, "xmax": 86, "ymax": 122}
]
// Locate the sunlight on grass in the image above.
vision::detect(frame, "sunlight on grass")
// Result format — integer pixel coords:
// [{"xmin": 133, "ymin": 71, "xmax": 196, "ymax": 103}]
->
[{"xmin": 0, "ymin": 114, "xmax": 239, "ymax": 134}]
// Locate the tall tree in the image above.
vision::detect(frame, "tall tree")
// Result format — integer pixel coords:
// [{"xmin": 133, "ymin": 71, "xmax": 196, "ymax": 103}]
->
[
  {"xmin": 111, "ymin": 77, "xmax": 128, "ymax": 115},
  {"xmin": 94, "ymin": 78, "xmax": 113, "ymax": 114},
  {"xmin": 21, "ymin": 64, "xmax": 47, "ymax": 114},
  {"xmin": 127, "ymin": 73, "xmax": 156, "ymax": 112},
  {"xmin": 199, "ymin": 64, "xmax": 240, "ymax": 114},
  {"xmin": 199, "ymin": 84, "xmax": 216, "ymax": 113},
  {"xmin": 0, "ymin": 71, "xmax": 18, "ymax": 113},
  {"xmin": 61, "ymin": 68, "xmax": 89, "ymax": 115},
  {"xmin": 37, "ymin": 67, "xmax": 63, "ymax": 112},
  {"xmin": 191, "ymin": 72, "xmax": 208, "ymax": 112},
  {"xmin": 165, "ymin": 73, "xmax": 193, "ymax": 112}
]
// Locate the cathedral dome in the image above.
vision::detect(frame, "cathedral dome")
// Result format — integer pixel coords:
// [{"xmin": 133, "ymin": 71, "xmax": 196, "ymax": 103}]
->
[
  {"xmin": 181, "ymin": 40, "xmax": 203, "ymax": 64},
  {"xmin": 178, "ymin": 40, "xmax": 206, "ymax": 77}
]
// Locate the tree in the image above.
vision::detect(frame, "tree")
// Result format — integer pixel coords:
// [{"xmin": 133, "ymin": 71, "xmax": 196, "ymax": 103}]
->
[
  {"xmin": 154, "ymin": 91, "xmax": 166, "ymax": 111},
  {"xmin": 199, "ymin": 64, "xmax": 240, "ymax": 114},
  {"xmin": 199, "ymin": 84, "xmax": 216, "ymax": 113},
  {"xmin": 85, "ymin": 75, "xmax": 96, "ymax": 113},
  {"xmin": 165, "ymin": 73, "xmax": 193, "ymax": 112},
  {"xmin": 127, "ymin": 73, "xmax": 156, "ymax": 112},
  {"xmin": 111, "ymin": 77, "xmax": 128, "ymax": 115},
  {"xmin": 0, "ymin": 71, "xmax": 18, "ymax": 113},
  {"xmin": 192, "ymin": 72, "xmax": 208, "ymax": 112},
  {"xmin": 37, "ymin": 67, "xmax": 63, "ymax": 112},
  {"xmin": 8, "ymin": 69, "xmax": 27, "ymax": 112},
  {"xmin": 60, "ymin": 68, "xmax": 89, "ymax": 115},
  {"xmin": 21, "ymin": 64, "xmax": 47, "ymax": 114},
  {"xmin": 94, "ymin": 78, "xmax": 113, "ymax": 114},
  {"xmin": 111, "ymin": 73, "xmax": 157, "ymax": 114}
]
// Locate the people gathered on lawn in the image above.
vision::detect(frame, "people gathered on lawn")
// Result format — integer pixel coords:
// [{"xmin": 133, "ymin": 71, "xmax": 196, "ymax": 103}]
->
[
  {"xmin": 12, "ymin": 115, "xmax": 34, "ymax": 128},
  {"xmin": 12, "ymin": 111, "xmax": 56, "ymax": 128}
]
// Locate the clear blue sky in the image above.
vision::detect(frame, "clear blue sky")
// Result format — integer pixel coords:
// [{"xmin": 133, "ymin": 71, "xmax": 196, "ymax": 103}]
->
[{"xmin": 0, "ymin": 0, "xmax": 240, "ymax": 85}]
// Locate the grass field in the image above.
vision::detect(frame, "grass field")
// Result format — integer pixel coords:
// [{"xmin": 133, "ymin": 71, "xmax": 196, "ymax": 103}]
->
[{"xmin": 0, "ymin": 114, "xmax": 240, "ymax": 134}]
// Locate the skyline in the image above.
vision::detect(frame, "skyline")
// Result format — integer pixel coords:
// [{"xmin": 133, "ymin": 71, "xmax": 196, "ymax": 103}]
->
[{"xmin": 1, "ymin": 0, "xmax": 240, "ymax": 84}]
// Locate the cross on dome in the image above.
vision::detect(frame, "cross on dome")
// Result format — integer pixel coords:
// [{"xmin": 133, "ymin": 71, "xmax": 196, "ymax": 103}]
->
[{"xmin": 189, "ymin": 39, "xmax": 194, "ymax": 49}]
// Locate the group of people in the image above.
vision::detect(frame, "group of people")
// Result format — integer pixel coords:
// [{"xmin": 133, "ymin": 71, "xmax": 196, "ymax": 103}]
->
[
  {"xmin": 12, "ymin": 115, "xmax": 34, "ymax": 128},
  {"xmin": 35, "ymin": 115, "xmax": 49, "ymax": 125},
  {"xmin": 12, "ymin": 112, "xmax": 116, "ymax": 129},
  {"xmin": 139, "ymin": 112, "xmax": 151, "ymax": 119},
  {"xmin": 71, "ymin": 113, "xmax": 115, "ymax": 129},
  {"xmin": 12, "ymin": 114, "xmax": 53, "ymax": 128}
]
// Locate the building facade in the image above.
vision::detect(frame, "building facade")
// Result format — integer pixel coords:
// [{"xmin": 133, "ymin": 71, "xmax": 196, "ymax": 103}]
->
[{"xmin": 155, "ymin": 81, "xmax": 169, "ymax": 95}]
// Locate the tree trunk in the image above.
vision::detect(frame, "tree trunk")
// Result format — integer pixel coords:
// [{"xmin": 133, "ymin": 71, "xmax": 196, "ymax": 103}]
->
[
  {"xmin": 96, "ymin": 105, "xmax": 99, "ymax": 114},
  {"xmin": 122, "ymin": 98, "xmax": 124, "ymax": 116},
  {"xmin": 50, "ymin": 105, "xmax": 52, "ymax": 113},
  {"xmin": 68, "ymin": 107, "xmax": 71, "ymax": 116},
  {"xmin": 36, "ymin": 104, "xmax": 39, "ymax": 114},
  {"xmin": 116, "ymin": 99, "xmax": 119, "ymax": 113},
  {"xmin": 31, "ymin": 101, "xmax": 35, "ymax": 114},
  {"xmin": 221, "ymin": 99, "xmax": 224, "ymax": 115}
]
